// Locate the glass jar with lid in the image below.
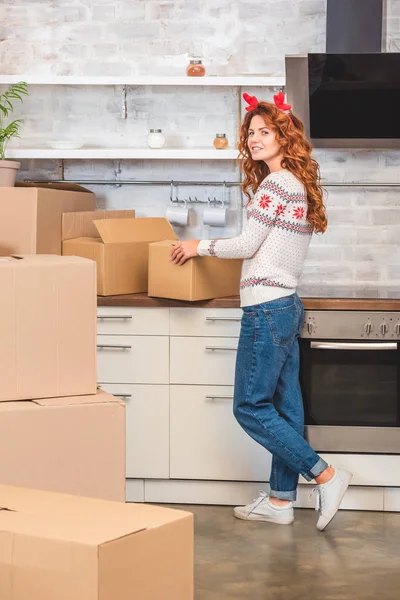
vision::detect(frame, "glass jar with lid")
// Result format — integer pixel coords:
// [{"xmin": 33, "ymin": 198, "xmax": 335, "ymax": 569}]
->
[
  {"xmin": 213, "ymin": 133, "xmax": 228, "ymax": 149},
  {"xmin": 186, "ymin": 59, "xmax": 206, "ymax": 77},
  {"xmin": 147, "ymin": 129, "xmax": 166, "ymax": 149}
]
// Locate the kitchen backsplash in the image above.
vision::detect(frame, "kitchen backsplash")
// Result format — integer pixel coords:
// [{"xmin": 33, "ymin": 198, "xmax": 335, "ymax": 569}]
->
[
  {"xmin": 17, "ymin": 148, "xmax": 400, "ymax": 299},
  {"xmin": 3, "ymin": 0, "xmax": 400, "ymax": 298}
]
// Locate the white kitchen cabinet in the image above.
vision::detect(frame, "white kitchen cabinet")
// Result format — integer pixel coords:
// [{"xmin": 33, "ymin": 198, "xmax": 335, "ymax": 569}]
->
[
  {"xmin": 97, "ymin": 335, "xmax": 169, "ymax": 384},
  {"xmin": 170, "ymin": 336, "xmax": 238, "ymax": 385},
  {"xmin": 99, "ymin": 383, "xmax": 170, "ymax": 480},
  {"xmin": 97, "ymin": 306, "xmax": 169, "ymax": 336},
  {"xmin": 170, "ymin": 385, "xmax": 271, "ymax": 481},
  {"xmin": 94, "ymin": 306, "xmax": 400, "ymax": 509},
  {"xmin": 170, "ymin": 307, "xmax": 242, "ymax": 337}
]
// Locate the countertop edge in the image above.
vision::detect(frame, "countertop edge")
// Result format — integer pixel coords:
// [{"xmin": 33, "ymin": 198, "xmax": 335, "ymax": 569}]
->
[{"xmin": 97, "ymin": 294, "xmax": 400, "ymax": 311}]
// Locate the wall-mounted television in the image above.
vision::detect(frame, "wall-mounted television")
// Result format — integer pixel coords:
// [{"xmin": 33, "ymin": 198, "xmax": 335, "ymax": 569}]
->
[{"xmin": 285, "ymin": 53, "xmax": 400, "ymax": 148}]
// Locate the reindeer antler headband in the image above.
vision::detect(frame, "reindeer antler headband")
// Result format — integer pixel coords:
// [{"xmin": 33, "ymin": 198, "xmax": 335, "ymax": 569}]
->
[{"xmin": 243, "ymin": 91, "xmax": 292, "ymax": 114}]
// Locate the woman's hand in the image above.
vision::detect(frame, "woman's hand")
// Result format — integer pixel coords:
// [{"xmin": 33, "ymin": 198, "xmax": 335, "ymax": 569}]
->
[{"xmin": 170, "ymin": 240, "xmax": 200, "ymax": 265}]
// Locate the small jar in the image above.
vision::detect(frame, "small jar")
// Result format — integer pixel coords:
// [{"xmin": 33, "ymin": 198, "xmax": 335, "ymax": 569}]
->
[
  {"xmin": 186, "ymin": 59, "xmax": 205, "ymax": 77},
  {"xmin": 213, "ymin": 133, "xmax": 228, "ymax": 150},
  {"xmin": 147, "ymin": 129, "xmax": 165, "ymax": 149}
]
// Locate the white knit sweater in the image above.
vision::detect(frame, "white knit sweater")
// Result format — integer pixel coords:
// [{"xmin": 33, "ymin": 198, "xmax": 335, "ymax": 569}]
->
[{"xmin": 197, "ymin": 170, "xmax": 313, "ymax": 307}]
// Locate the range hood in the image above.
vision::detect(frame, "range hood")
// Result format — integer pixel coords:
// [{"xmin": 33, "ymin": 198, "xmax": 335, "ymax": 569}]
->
[
  {"xmin": 326, "ymin": 0, "xmax": 387, "ymax": 53},
  {"xmin": 284, "ymin": 1, "xmax": 400, "ymax": 148}
]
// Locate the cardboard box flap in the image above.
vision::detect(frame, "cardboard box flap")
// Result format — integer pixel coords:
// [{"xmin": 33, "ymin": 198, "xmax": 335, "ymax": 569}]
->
[
  {"xmin": 32, "ymin": 390, "xmax": 124, "ymax": 407},
  {"xmin": 0, "ymin": 485, "xmax": 191, "ymax": 545},
  {"xmin": 0, "ymin": 485, "xmax": 191, "ymax": 524},
  {"xmin": 0, "ymin": 401, "xmax": 37, "ymax": 412},
  {"xmin": 62, "ymin": 209, "xmax": 135, "ymax": 241},
  {"xmin": 0, "ymin": 508, "xmax": 147, "ymax": 546},
  {"xmin": 15, "ymin": 181, "xmax": 92, "ymax": 193},
  {"xmin": 94, "ymin": 217, "xmax": 178, "ymax": 244},
  {"xmin": 0, "ymin": 254, "xmax": 93, "ymax": 267}
]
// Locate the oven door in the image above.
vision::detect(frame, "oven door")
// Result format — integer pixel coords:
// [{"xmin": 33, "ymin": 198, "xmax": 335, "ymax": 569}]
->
[{"xmin": 299, "ymin": 340, "xmax": 400, "ymax": 453}]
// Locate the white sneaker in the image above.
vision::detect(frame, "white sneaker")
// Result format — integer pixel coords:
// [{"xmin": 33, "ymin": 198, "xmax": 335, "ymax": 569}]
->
[
  {"xmin": 234, "ymin": 491, "xmax": 294, "ymax": 525},
  {"xmin": 313, "ymin": 468, "xmax": 353, "ymax": 531}
]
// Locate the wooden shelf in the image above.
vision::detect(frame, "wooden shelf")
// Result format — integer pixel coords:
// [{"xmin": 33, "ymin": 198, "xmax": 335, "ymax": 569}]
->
[{"xmin": 7, "ymin": 147, "xmax": 240, "ymax": 160}]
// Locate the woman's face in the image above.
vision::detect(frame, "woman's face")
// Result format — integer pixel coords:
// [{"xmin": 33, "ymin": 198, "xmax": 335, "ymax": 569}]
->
[{"xmin": 247, "ymin": 114, "xmax": 282, "ymax": 166}]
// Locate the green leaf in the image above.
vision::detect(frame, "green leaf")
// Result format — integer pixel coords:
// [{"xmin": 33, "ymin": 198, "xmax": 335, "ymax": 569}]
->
[
  {"xmin": 0, "ymin": 118, "xmax": 23, "ymax": 140},
  {"xmin": 0, "ymin": 83, "xmax": 27, "ymax": 156}
]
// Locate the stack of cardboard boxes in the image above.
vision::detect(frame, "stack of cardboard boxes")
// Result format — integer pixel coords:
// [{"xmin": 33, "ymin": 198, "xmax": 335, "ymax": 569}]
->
[
  {"xmin": 0, "ymin": 253, "xmax": 126, "ymax": 502},
  {"xmin": 0, "ymin": 183, "xmax": 194, "ymax": 599},
  {"xmin": 0, "ymin": 181, "xmax": 242, "ymax": 301},
  {"xmin": 0, "ymin": 182, "xmax": 127, "ymax": 501}
]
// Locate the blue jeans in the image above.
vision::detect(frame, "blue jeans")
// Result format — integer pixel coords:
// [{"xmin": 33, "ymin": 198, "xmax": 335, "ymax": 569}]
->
[{"xmin": 233, "ymin": 293, "xmax": 328, "ymax": 501}]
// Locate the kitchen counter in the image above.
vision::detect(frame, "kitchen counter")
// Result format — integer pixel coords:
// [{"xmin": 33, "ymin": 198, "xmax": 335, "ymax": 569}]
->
[{"xmin": 97, "ymin": 294, "xmax": 400, "ymax": 311}]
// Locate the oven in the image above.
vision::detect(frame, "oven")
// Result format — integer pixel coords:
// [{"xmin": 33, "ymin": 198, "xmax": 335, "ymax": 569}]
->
[{"xmin": 299, "ymin": 311, "xmax": 400, "ymax": 454}]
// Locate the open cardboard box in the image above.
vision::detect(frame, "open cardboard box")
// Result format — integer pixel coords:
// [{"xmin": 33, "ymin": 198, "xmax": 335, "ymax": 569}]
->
[
  {"xmin": 63, "ymin": 217, "xmax": 178, "ymax": 296},
  {"xmin": 0, "ymin": 254, "xmax": 97, "ymax": 401},
  {"xmin": 0, "ymin": 182, "xmax": 96, "ymax": 256},
  {"xmin": 0, "ymin": 484, "xmax": 193, "ymax": 600},
  {"xmin": 0, "ymin": 390, "xmax": 125, "ymax": 502},
  {"xmin": 148, "ymin": 240, "xmax": 242, "ymax": 301},
  {"xmin": 62, "ymin": 209, "xmax": 135, "ymax": 241}
]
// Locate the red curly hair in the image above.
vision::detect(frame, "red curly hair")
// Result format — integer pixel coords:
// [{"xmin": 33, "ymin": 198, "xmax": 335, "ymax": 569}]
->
[{"xmin": 238, "ymin": 101, "xmax": 327, "ymax": 234}]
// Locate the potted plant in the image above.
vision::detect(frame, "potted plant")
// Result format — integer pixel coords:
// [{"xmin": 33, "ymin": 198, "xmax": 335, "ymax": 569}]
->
[{"xmin": 0, "ymin": 81, "xmax": 28, "ymax": 186}]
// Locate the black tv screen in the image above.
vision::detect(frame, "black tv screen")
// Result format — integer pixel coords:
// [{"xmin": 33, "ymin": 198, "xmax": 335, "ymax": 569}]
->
[{"xmin": 308, "ymin": 53, "xmax": 400, "ymax": 139}]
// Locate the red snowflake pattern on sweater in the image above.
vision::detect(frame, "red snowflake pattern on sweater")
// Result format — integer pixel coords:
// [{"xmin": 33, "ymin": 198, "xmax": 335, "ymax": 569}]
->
[
  {"xmin": 275, "ymin": 203, "xmax": 286, "ymax": 217},
  {"xmin": 293, "ymin": 206, "xmax": 305, "ymax": 220},
  {"xmin": 259, "ymin": 194, "xmax": 272, "ymax": 209}
]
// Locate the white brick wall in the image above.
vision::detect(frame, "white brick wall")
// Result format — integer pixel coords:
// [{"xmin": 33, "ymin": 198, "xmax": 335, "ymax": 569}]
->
[
  {"xmin": 1, "ymin": 0, "xmax": 400, "ymax": 297},
  {"xmin": 0, "ymin": 0, "xmax": 326, "ymax": 76}
]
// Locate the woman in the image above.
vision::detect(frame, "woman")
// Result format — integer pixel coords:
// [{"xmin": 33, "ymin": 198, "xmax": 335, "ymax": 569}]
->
[{"xmin": 170, "ymin": 92, "xmax": 352, "ymax": 531}]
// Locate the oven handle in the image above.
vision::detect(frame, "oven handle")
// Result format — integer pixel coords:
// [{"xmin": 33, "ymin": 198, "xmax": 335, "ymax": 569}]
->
[{"xmin": 310, "ymin": 342, "xmax": 398, "ymax": 351}]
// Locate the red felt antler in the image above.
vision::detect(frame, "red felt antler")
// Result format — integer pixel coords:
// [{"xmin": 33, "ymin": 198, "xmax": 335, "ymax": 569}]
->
[
  {"xmin": 273, "ymin": 91, "xmax": 292, "ymax": 112},
  {"xmin": 243, "ymin": 92, "xmax": 259, "ymax": 112}
]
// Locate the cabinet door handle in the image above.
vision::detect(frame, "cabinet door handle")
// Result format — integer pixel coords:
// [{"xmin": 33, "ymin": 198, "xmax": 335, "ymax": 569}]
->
[
  {"xmin": 206, "ymin": 395, "xmax": 234, "ymax": 401},
  {"xmin": 97, "ymin": 315, "xmax": 133, "ymax": 320},
  {"xmin": 113, "ymin": 393, "xmax": 132, "ymax": 399},
  {"xmin": 205, "ymin": 317, "xmax": 241, "ymax": 322},
  {"xmin": 205, "ymin": 346, "xmax": 238, "ymax": 351},
  {"xmin": 97, "ymin": 344, "xmax": 132, "ymax": 350}
]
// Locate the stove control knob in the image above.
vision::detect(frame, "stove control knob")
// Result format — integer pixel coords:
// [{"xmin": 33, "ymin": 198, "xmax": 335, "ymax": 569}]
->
[
  {"xmin": 380, "ymin": 323, "xmax": 389, "ymax": 336},
  {"xmin": 395, "ymin": 323, "xmax": 400, "ymax": 336},
  {"xmin": 307, "ymin": 322, "xmax": 315, "ymax": 335},
  {"xmin": 364, "ymin": 323, "xmax": 372, "ymax": 335}
]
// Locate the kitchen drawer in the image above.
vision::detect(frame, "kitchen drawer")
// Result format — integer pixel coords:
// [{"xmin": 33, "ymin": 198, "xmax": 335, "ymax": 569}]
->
[
  {"xmin": 99, "ymin": 383, "xmax": 169, "ymax": 479},
  {"xmin": 97, "ymin": 335, "xmax": 169, "ymax": 384},
  {"xmin": 170, "ymin": 336, "xmax": 238, "ymax": 385},
  {"xmin": 97, "ymin": 306, "xmax": 169, "ymax": 336},
  {"xmin": 170, "ymin": 307, "xmax": 242, "ymax": 337},
  {"xmin": 170, "ymin": 385, "xmax": 271, "ymax": 481}
]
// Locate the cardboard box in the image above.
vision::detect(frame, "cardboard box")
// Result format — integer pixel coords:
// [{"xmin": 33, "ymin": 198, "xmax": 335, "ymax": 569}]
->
[
  {"xmin": 0, "ymin": 182, "xmax": 96, "ymax": 256},
  {"xmin": 0, "ymin": 485, "xmax": 193, "ymax": 600},
  {"xmin": 63, "ymin": 217, "xmax": 178, "ymax": 296},
  {"xmin": 148, "ymin": 240, "xmax": 242, "ymax": 301},
  {"xmin": 0, "ymin": 390, "xmax": 125, "ymax": 502},
  {"xmin": 62, "ymin": 209, "xmax": 135, "ymax": 241},
  {"xmin": 0, "ymin": 254, "xmax": 97, "ymax": 401}
]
